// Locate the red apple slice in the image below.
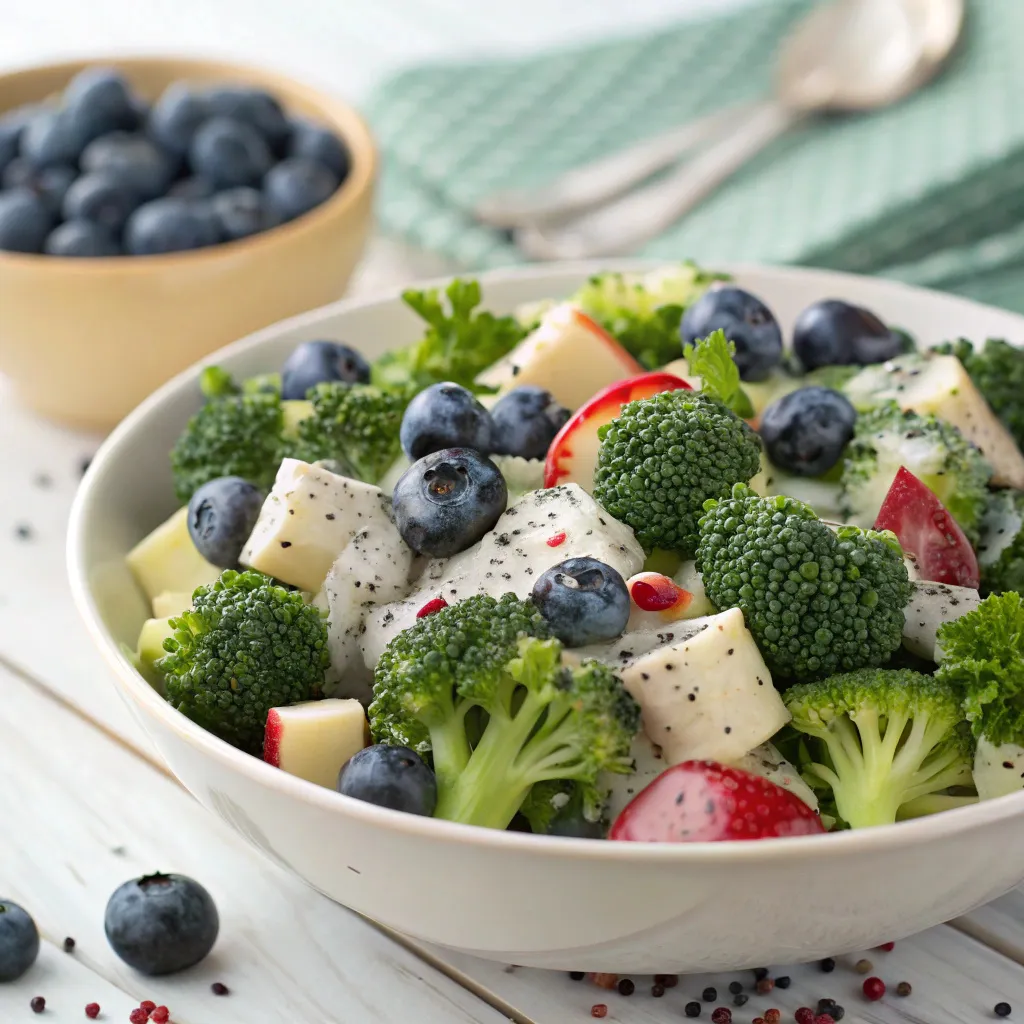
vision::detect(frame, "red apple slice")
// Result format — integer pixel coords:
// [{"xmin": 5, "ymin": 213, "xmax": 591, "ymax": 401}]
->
[
  {"xmin": 874, "ymin": 466, "xmax": 979, "ymax": 589},
  {"xmin": 543, "ymin": 371, "xmax": 691, "ymax": 491},
  {"xmin": 264, "ymin": 698, "xmax": 370, "ymax": 789},
  {"xmin": 625, "ymin": 571, "xmax": 694, "ymax": 631}
]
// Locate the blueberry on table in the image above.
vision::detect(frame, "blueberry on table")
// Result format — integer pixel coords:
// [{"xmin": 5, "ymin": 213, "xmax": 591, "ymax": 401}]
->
[
  {"xmin": 187, "ymin": 475, "xmax": 265, "ymax": 568},
  {"xmin": 148, "ymin": 82, "xmax": 211, "ymax": 156},
  {"xmin": 280, "ymin": 339, "xmax": 371, "ymax": 399},
  {"xmin": 338, "ymin": 745, "xmax": 438, "ymax": 816},
  {"xmin": 490, "ymin": 385, "xmax": 570, "ymax": 460},
  {"xmin": 793, "ymin": 299, "xmax": 903, "ymax": 369},
  {"xmin": 64, "ymin": 66, "xmax": 141, "ymax": 142},
  {"xmin": 167, "ymin": 175, "xmax": 216, "ymax": 200},
  {"xmin": 0, "ymin": 899, "xmax": 40, "ymax": 982},
  {"xmin": 210, "ymin": 186, "xmax": 280, "ymax": 241},
  {"xmin": 392, "ymin": 447, "xmax": 508, "ymax": 557},
  {"xmin": 45, "ymin": 220, "xmax": 121, "ymax": 257},
  {"xmin": 189, "ymin": 116, "xmax": 273, "ymax": 189},
  {"xmin": 759, "ymin": 386, "xmax": 857, "ymax": 477},
  {"xmin": 264, "ymin": 157, "xmax": 340, "ymax": 222},
  {"xmin": 62, "ymin": 172, "xmax": 142, "ymax": 232},
  {"xmin": 80, "ymin": 131, "xmax": 176, "ymax": 199},
  {"xmin": 20, "ymin": 109, "xmax": 89, "ymax": 168},
  {"xmin": 124, "ymin": 197, "xmax": 220, "ymax": 255},
  {"xmin": 400, "ymin": 382, "xmax": 494, "ymax": 461},
  {"xmin": 206, "ymin": 86, "xmax": 290, "ymax": 153},
  {"xmin": 104, "ymin": 873, "xmax": 218, "ymax": 976},
  {"xmin": 287, "ymin": 118, "xmax": 351, "ymax": 180},
  {"xmin": 0, "ymin": 189, "xmax": 52, "ymax": 253},
  {"xmin": 531, "ymin": 557, "xmax": 630, "ymax": 647},
  {"xmin": 681, "ymin": 285, "xmax": 783, "ymax": 381}
]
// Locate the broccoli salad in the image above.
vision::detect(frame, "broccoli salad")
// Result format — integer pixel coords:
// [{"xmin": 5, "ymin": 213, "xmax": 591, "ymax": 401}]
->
[{"xmin": 126, "ymin": 265, "xmax": 1024, "ymax": 843}]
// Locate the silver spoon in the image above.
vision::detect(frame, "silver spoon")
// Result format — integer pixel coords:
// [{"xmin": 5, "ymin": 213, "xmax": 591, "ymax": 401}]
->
[{"xmin": 515, "ymin": 0, "xmax": 963, "ymax": 261}]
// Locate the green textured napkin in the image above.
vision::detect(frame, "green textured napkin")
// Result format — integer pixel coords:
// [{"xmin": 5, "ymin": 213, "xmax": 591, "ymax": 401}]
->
[{"xmin": 365, "ymin": 0, "xmax": 1024, "ymax": 314}]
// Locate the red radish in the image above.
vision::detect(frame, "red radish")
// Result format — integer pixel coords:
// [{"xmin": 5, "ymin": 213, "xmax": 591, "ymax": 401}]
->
[
  {"xmin": 874, "ymin": 466, "xmax": 979, "ymax": 589},
  {"xmin": 264, "ymin": 698, "xmax": 369, "ymax": 789},
  {"xmin": 543, "ymin": 371, "xmax": 691, "ymax": 491},
  {"xmin": 608, "ymin": 760, "xmax": 826, "ymax": 843}
]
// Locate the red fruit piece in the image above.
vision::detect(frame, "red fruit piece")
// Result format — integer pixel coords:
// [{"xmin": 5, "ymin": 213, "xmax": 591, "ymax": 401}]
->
[
  {"xmin": 543, "ymin": 371, "xmax": 690, "ymax": 491},
  {"xmin": 874, "ymin": 466, "xmax": 979, "ymax": 588},
  {"xmin": 546, "ymin": 532, "xmax": 567, "ymax": 548},
  {"xmin": 608, "ymin": 760, "xmax": 826, "ymax": 843},
  {"xmin": 86, "ymin": 1005, "xmax": 101, "ymax": 1020},
  {"xmin": 628, "ymin": 572, "xmax": 692, "ymax": 614},
  {"xmin": 415, "ymin": 597, "xmax": 448, "ymax": 619}
]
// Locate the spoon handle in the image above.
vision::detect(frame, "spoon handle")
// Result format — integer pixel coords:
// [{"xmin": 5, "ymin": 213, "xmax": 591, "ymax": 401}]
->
[
  {"xmin": 472, "ymin": 101, "xmax": 762, "ymax": 229},
  {"xmin": 515, "ymin": 101, "xmax": 801, "ymax": 261}
]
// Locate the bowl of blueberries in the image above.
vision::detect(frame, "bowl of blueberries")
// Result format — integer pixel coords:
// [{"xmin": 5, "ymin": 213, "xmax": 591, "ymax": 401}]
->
[{"xmin": 0, "ymin": 57, "xmax": 376, "ymax": 429}]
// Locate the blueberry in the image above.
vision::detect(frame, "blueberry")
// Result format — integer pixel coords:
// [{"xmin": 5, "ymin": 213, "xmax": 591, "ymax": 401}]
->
[
  {"xmin": 264, "ymin": 157, "xmax": 339, "ymax": 222},
  {"xmin": 167, "ymin": 175, "xmax": 216, "ymax": 200},
  {"xmin": 490, "ymin": 386, "xmax": 569, "ymax": 460},
  {"xmin": 189, "ymin": 116, "xmax": 273, "ymax": 190},
  {"xmin": 45, "ymin": 220, "xmax": 121, "ymax": 257},
  {"xmin": 187, "ymin": 476, "xmax": 264, "ymax": 567},
  {"xmin": 393, "ymin": 448, "xmax": 507, "ymax": 557},
  {"xmin": 287, "ymin": 119, "xmax": 350, "ymax": 179},
  {"xmin": 337, "ymin": 745, "xmax": 437, "ymax": 816},
  {"xmin": 124, "ymin": 197, "xmax": 220, "ymax": 255},
  {"xmin": 20, "ymin": 109, "xmax": 89, "ymax": 168},
  {"xmin": 62, "ymin": 173, "xmax": 142, "ymax": 232},
  {"xmin": 758, "ymin": 386, "xmax": 857, "ymax": 477},
  {"xmin": 681, "ymin": 285, "xmax": 783, "ymax": 381},
  {"xmin": 3, "ymin": 160, "xmax": 77, "ymax": 214},
  {"xmin": 0, "ymin": 900, "xmax": 40, "ymax": 982},
  {"xmin": 64, "ymin": 66, "xmax": 140, "ymax": 143},
  {"xmin": 104, "ymin": 872, "xmax": 218, "ymax": 976},
  {"xmin": 793, "ymin": 299, "xmax": 904, "ymax": 369},
  {"xmin": 210, "ymin": 186, "xmax": 279, "ymax": 241},
  {"xmin": 80, "ymin": 131, "xmax": 176, "ymax": 199},
  {"xmin": 206, "ymin": 87, "xmax": 290, "ymax": 153},
  {"xmin": 544, "ymin": 792, "xmax": 606, "ymax": 839},
  {"xmin": 0, "ymin": 189, "xmax": 52, "ymax": 253},
  {"xmin": 280, "ymin": 340, "xmax": 371, "ymax": 399},
  {"xmin": 400, "ymin": 382, "xmax": 494, "ymax": 461},
  {"xmin": 0, "ymin": 111, "xmax": 26, "ymax": 174},
  {"xmin": 148, "ymin": 83, "xmax": 210, "ymax": 156},
  {"xmin": 531, "ymin": 557, "xmax": 630, "ymax": 647}
]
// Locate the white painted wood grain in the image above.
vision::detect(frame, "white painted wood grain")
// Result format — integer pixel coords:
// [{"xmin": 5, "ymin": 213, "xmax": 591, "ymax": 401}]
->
[{"xmin": 0, "ymin": 661, "xmax": 509, "ymax": 1024}]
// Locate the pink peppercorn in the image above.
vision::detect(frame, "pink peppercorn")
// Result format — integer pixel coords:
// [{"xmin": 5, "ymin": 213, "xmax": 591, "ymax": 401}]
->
[
  {"xmin": 876, "ymin": 941, "xmax": 895, "ymax": 952},
  {"xmin": 711, "ymin": 1009, "xmax": 732, "ymax": 1024},
  {"xmin": 764, "ymin": 1010, "xmax": 781, "ymax": 1024},
  {"xmin": 589, "ymin": 973, "xmax": 618, "ymax": 990},
  {"xmin": 85, "ymin": 1005, "xmax": 101, "ymax": 1020},
  {"xmin": 129, "ymin": 1011, "xmax": 148, "ymax": 1024},
  {"xmin": 590, "ymin": 1004, "xmax": 608, "ymax": 1018},
  {"xmin": 814, "ymin": 1016, "xmax": 835, "ymax": 1024},
  {"xmin": 863, "ymin": 977, "xmax": 886, "ymax": 1001},
  {"xmin": 150, "ymin": 1008, "xmax": 170, "ymax": 1023},
  {"xmin": 795, "ymin": 1010, "xmax": 815, "ymax": 1024}
]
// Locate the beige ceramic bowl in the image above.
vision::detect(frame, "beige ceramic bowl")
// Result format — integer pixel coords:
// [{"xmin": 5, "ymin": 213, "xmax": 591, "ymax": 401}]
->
[
  {"xmin": 69, "ymin": 263, "xmax": 1024, "ymax": 972},
  {"xmin": 0, "ymin": 56, "xmax": 376, "ymax": 430}
]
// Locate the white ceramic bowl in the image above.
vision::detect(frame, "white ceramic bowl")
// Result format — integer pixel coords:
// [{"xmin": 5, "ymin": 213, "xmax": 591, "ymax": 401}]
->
[{"xmin": 69, "ymin": 262, "xmax": 1024, "ymax": 973}]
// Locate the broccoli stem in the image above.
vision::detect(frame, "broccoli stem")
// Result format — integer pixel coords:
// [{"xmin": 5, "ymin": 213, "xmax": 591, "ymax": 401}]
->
[
  {"xmin": 896, "ymin": 793, "xmax": 980, "ymax": 820},
  {"xmin": 427, "ymin": 706, "xmax": 474, "ymax": 799}
]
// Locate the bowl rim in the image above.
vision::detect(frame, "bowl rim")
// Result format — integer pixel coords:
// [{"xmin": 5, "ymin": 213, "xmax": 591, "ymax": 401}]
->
[
  {"xmin": 0, "ymin": 54, "xmax": 376, "ymax": 270},
  {"xmin": 67, "ymin": 258, "xmax": 1024, "ymax": 864}
]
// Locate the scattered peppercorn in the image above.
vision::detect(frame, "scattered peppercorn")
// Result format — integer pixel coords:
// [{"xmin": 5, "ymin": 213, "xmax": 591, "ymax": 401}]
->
[
  {"xmin": 814, "ymin": 1016, "xmax": 835, "ymax": 1024},
  {"xmin": 31, "ymin": 997, "xmax": 46, "ymax": 1014},
  {"xmin": 794, "ymin": 1009, "xmax": 814, "ymax": 1024},
  {"xmin": 753, "ymin": 967, "xmax": 769, "ymax": 981},
  {"xmin": 831, "ymin": 1007, "xmax": 845, "ymax": 1021},
  {"xmin": 651, "ymin": 983, "xmax": 665, "ymax": 997},
  {"xmin": 684, "ymin": 1001, "xmax": 702, "ymax": 1017},
  {"xmin": 877, "ymin": 941, "xmax": 895, "ymax": 952},
  {"xmin": 139, "ymin": 1004, "xmax": 155, "ymax": 1015},
  {"xmin": 702, "ymin": 987, "xmax": 718, "ymax": 1002},
  {"xmin": 569, "ymin": 971, "xmax": 585, "ymax": 981},
  {"xmin": 994, "ymin": 1003, "xmax": 1012, "ymax": 1018},
  {"xmin": 64, "ymin": 936, "xmax": 76, "ymax": 953},
  {"xmin": 655, "ymin": 973, "xmax": 678, "ymax": 988},
  {"xmin": 617, "ymin": 979, "xmax": 634, "ymax": 996},
  {"xmin": 732, "ymin": 993, "xmax": 748, "ymax": 1007},
  {"xmin": 854, "ymin": 958, "xmax": 872, "ymax": 974},
  {"xmin": 85, "ymin": 1004, "xmax": 100, "ymax": 1019},
  {"xmin": 590, "ymin": 1005, "xmax": 607, "ymax": 1019},
  {"xmin": 817, "ymin": 999, "xmax": 837, "ymax": 1014},
  {"xmin": 728, "ymin": 981, "xmax": 743, "ymax": 995},
  {"xmin": 775, "ymin": 976, "xmax": 791, "ymax": 989},
  {"xmin": 211, "ymin": 983, "xmax": 229, "ymax": 996},
  {"xmin": 753, "ymin": 1019, "xmax": 766, "ymax": 1024},
  {"xmin": 150, "ymin": 1009, "xmax": 170, "ymax": 1024},
  {"xmin": 710, "ymin": 1009, "xmax": 732, "ymax": 1024},
  {"xmin": 756, "ymin": 978, "xmax": 775, "ymax": 995},
  {"xmin": 129, "ymin": 1011, "xmax": 148, "ymax": 1024},
  {"xmin": 896, "ymin": 982, "xmax": 912, "ymax": 998},
  {"xmin": 819, "ymin": 957, "xmax": 836, "ymax": 973},
  {"xmin": 80, "ymin": 456, "xmax": 93, "ymax": 476},
  {"xmin": 15, "ymin": 523, "xmax": 34, "ymax": 541},
  {"xmin": 34, "ymin": 472, "xmax": 53, "ymax": 489},
  {"xmin": 591, "ymin": 973, "xmax": 618, "ymax": 990},
  {"xmin": 863, "ymin": 977, "xmax": 886, "ymax": 1001},
  {"xmin": 764, "ymin": 1010, "xmax": 781, "ymax": 1024}
]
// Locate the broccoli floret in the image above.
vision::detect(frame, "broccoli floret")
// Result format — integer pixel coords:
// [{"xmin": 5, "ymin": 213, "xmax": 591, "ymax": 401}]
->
[
  {"xmin": 935, "ymin": 338, "xmax": 1024, "ymax": 450},
  {"xmin": 170, "ymin": 387, "xmax": 286, "ymax": 503},
  {"xmin": 936, "ymin": 591, "xmax": 1024, "ymax": 748},
  {"xmin": 785, "ymin": 668, "xmax": 972, "ymax": 828},
  {"xmin": 977, "ymin": 490, "xmax": 1024, "ymax": 596},
  {"xmin": 572, "ymin": 262, "xmax": 726, "ymax": 369},
  {"xmin": 372, "ymin": 278, "xmax": 528, "ymax": 397},
  {"xmin": 593, "ymin": 334, "xmax": 761, "ymax": 556},
  {"xmin": 158, "ymin": 570, "xmax": 329, "ymax": 755},
  {"xmin": 696, "ymin": 484, "xmax": 912, "ymax": 681},
  {"xmin": 369, "ymin": 595, "xmax": 639, "ymax": 829},
  {"xmin": 841, "ymin": 401, "xmax": 991, "ymax": 542},
  {"xmin": 291, "ymin": 381, "xmax": 405, "ymax": 484}
]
